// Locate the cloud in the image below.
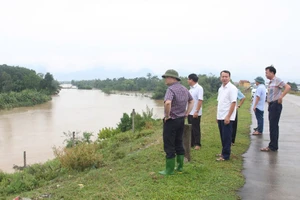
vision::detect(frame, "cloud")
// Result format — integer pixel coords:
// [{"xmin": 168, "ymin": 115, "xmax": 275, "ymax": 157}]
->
[{"xmin": 0, "ymin": 0, "xmax": 299, "ymax": 82}]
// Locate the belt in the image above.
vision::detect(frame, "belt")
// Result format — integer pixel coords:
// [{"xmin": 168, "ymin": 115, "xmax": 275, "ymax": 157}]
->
[{"xmin": 268, "ymin": 100, "xmax": 278, "ymax": 104}]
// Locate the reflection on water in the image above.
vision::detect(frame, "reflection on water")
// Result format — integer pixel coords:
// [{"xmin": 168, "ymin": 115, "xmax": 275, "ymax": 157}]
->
[{"xmin": 0, "ymin": 89, "xmax": 164, "ymax": 172}]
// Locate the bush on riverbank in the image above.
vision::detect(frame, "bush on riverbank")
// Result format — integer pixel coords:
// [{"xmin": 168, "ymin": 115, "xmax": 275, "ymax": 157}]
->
[
  {"xmin": 0, "ymin": 160, "xmax": 63, "ymax": 196},
  {"xmin": 98, "ymin": 106, "xmax": 156, "ymax": 139},
  {"xmin": 53, "ymin": 143, "xmax": 103, "ymax": 171},
  {"xmin": 0, "ymin": 89, "xmax": 51, "ymax": 109}
]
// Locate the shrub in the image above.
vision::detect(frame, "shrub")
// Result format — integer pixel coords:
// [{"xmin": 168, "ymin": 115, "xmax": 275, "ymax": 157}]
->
[
  {"xmin": 63, "ymin": 131, "xmax": 94, "ymax": 148},
  {"xmin": 0, "ymin": 172, "xmax": 38, "ymax": 196},
  {"xmin": 114, "ymin": 131, "xmax": 132, "ymax": 142},
  {"xmin": 117, "ymin": 108, "xmax": 155, "ymax": 133},
  {"xmin": 117, "ymin": 113, "xmax": 132, "ymax": 132},
  {"xmin": 53, "ymin": 143, "xmax": 103, "ymax": 171},
  {"xmin": 135, "ymin": 129, "xmax": 154, "ymax": 139},
  {"xmin": 0, "ymin": 89, "xmax": 51, "ymax": 110},
  {"xmin": 142, "ymin": 106, "xmax": 154, "ymax": 120},
  {"xmin": 23, "ymin": 159, "xmax": 63, "ymax": 182},
  {"xmin": 0, "ymin": 160, "xmax": 65, "ymax": 196},
  {"xmin": 98, "ymin": 127, "xmax": 120, "ymax": 140}
]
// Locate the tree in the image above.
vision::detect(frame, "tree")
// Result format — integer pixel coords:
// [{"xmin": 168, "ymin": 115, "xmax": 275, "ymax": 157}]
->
[
  {"xmin": 287, "ymin": 82, "xmax": 298, "ymax": 91},
  {"xmin": 23, "ymin": 72, "xmax": 42, "ymax": 89},
  {"xmin": 40, "ymin": 72, "xmax": 60, "ymax": 94},
  {"xmin": 0, "ymin": 72, "xmax": 13, "ymax": 92}
]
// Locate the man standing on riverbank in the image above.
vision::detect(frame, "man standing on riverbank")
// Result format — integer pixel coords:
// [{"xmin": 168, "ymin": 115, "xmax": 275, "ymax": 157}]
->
[
  {"xmin": 187, "ymin": 73, "xmax": 204, "ymax": 150},
  {"xmin": 260, "ymin": 65, "xmax": 291, "ymax": 152},
  {"xmin": 159, "ymin": 69, "xmax": 194, "ymax": 175},
  {"xmin": 216, "ymin": 70, "xmax": 237, "ymax": 161},
  {"xmin": 231, "ymin": 89, "xmax": 246, "ymax": 145},
  {"xmin": 252, "ymin": 76, "xmax": 266, "ymax": 135}
]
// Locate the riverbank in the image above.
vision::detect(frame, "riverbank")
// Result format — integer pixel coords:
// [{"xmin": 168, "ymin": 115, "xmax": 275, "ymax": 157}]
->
[
  {"xmin": 0, "ymin": 90, "xmax": 52, "ymax": 110},
  {"xmin": 2, "ymin": 94, "xmax": 252, "ymax": 199}
]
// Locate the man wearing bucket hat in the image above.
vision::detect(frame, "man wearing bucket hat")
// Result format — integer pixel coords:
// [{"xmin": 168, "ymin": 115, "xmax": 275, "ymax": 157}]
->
[
  {"xmin": 252, "ymin": 76, "xmax": 266, "ymax": 135},
  {"xmin": 159, "ymin": 69, "xmax": 194, "ymax": 175}
]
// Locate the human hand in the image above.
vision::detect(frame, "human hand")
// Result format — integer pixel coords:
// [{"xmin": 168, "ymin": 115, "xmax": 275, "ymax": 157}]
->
[
  {"xmin": 164, "ymin": 116, "xmax": 170, "ymax": 123},
  {"xmin": 224, "ymin": 116, "xmax": 230, "ymax": 125},
  {"xmin": 193, "ymin": 112, "xmax": 198, "ymax": 118}
]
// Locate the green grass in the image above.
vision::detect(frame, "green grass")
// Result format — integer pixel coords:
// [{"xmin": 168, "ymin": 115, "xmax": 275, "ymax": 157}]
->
[
  {"xmin": 289, "ymin": 91, "xmax": 300, "ymax": 96},
  {"xmin": 2, "ymin": 94, "xmax": 252, "ymax": 200}
]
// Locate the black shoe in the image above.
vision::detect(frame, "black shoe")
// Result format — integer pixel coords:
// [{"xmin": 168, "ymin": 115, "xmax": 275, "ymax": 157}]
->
[{"xmin": 253, "ymin": 127, "xmax": 258, "ymax": 131}]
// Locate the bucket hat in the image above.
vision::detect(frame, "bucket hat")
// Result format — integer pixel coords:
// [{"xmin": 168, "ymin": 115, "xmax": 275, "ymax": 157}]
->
[
  {"xmin": 254, "ymin": 76, "xmax": 265, "ymax": 84},
  {"xmin": 162, "ymin": 69, "xmax": 181, "ymax": 81}
]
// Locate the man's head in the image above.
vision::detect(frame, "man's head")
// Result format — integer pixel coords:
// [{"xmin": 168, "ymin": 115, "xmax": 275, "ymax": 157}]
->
[
  {"xmin": 187, "ymin": 73, "xmax": 198, "ymax": 86},
  {"xmin": 220, "ymin": 70, "xmax": 231, "ymax": 85},
  {"xmin": 162, "ymin": 69, "xmax": 180, "ymax": 85},
  {"xmin": 254, "ymin": 76, "xmax": 265, "ymax": 85},
  {"xmin": 265, "ymin": 65, "xmax": 276, "ymax": 80}
]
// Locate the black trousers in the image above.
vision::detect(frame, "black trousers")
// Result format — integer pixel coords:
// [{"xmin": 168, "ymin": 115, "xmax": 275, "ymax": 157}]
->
[
  {"xmin": 268, "ymin": 101, "xmax": 282, "ymax": 151},
  {"xmin": 163, "ymin": 117, "xmax": 185, "ymax": 159},
  {"xmin": 232, "ymin": 110, "xmax": 238, "ymax": 143},
  {"xmin": 218, "ymin": 120, "xmax": 233, "ymax": 160},
  {"xmin": 188, "ymin": 115, "xmax": 201, "ymax": 147}
]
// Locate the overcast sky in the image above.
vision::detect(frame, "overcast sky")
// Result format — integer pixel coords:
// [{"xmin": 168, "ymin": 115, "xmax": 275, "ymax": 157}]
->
[{"xmin": 1, "ymin": 0, "xmax": 299, "ymax": 82}]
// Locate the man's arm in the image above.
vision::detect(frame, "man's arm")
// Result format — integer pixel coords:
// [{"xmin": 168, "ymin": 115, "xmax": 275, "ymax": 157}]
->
[
  {"xmin": 238, "ymin": 97, "xmax": 245, "ymax": 108},
  {"xmin": 253, "ymin": 96, "xmax": 260, "ymax": 111},
  {"xmin": 237, "ymin": 90, "xmax": 245, "ymax": 108},
  {"xmin": 196, "ymin": 99, "xmax": 203, "ymax": 111},
  {"xmin": 193, "ymin": 99, "xmax": 203, "ymax": 117},
  {"xmin": 225, "ymin": 102, "xmax": 236, "ymax": 124},
  {"xmin": 186, "ymin": 100, "xmax": 194, "ymax": 116},
  {"xmin": 278, "ymin": 84, "xmax": 291, "ymax": 103},
  {"xmin": 164, "ymin": 100, "xmax": 172, "ymax": 118}
]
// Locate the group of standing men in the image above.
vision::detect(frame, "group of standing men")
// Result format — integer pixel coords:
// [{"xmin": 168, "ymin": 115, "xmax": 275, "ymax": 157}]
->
[{"xmin": 159, "ymin": 65, "xmax": 291, "ymax": 175}]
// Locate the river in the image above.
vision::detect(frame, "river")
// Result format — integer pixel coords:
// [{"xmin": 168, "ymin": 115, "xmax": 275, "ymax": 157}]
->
[{"xmin": 0, "ymin": 89, "xmax": 164, "ymax": 173}]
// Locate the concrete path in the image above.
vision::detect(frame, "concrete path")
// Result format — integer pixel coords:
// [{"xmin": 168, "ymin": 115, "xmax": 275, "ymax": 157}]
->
[{"xmin": 239, "ymin": 94, "xmax": 300, "ymax": 200}]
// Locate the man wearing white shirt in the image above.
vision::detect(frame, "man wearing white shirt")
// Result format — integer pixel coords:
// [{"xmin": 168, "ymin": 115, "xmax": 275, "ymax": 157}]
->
[
  {"xmin": 187, "ymin": 74, "xmax": 204, "ymax": 150},
  {"xmin": 216, "ymin": 70, "xmax": 238, "ymax": 161}
]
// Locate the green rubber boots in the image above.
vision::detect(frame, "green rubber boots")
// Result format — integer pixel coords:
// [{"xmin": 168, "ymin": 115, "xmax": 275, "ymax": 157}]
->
[
  {"xmin": 159, "ymin": 155, "xmax": 184, "ymax": 175},
  {"xmin": 159, "ymin": 158, "xmax": 175, "ymax": 175},
  {"xmin": 175, "ymin": 154, "xmax": 184, "ymax": 172}
]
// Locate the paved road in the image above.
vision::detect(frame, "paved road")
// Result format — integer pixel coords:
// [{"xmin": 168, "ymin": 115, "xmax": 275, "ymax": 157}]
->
[{"xmin": 239, "ymin": 94, "xmax": 300, "ymax": 200}]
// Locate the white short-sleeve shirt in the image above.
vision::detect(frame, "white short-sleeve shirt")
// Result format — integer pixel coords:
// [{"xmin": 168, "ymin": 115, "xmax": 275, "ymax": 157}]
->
[
  {"xmin": 189, "ymin": 83, "xmax": 204, "ymax": 115},
  {"xmin": 217, "ymin": 82, "xmax": 238, "ymax": 120}
]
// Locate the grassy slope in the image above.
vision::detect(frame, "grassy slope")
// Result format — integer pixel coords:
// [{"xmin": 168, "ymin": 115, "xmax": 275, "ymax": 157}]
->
[{"xmin": 5, "ymin": 94, "xmax": 251, "ymax": 200}]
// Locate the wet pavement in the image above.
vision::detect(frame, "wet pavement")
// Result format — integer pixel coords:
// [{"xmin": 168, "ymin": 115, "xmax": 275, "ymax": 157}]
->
[{"xmin": 239, "ymin": 94, "xmax": 300, "ymax": 200}]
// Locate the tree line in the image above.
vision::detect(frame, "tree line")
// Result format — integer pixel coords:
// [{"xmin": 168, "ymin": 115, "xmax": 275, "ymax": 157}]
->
[
  {"xmin": 72, "ymin": 73, "xmax": 222, "ymax": 100},
  {"xmin": 0, "ymin": 64, "xmax": 60, "ymax": 94},
  {"xmin": 0, "ymin": 64, "xmax": 60, "ymax": 109}
]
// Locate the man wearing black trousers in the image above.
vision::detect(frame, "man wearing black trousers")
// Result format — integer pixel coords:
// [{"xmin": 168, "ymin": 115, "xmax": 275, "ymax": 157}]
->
[
  {"xmin": 187, "ymin": 74, "xmax": 204, "ymax": 150},
  {"xmin": 231, "ymin": 89, "xmax": 245, "ymax": 145},
  {"xmin": 260, "ymin": 65, "xmax": 291, "ymax": 152},
  {"xmin": 159, "ymin": 69, "xmax": 194, "ymax": 175},
  {"xmin": 216, "ymin": 70, "xmax": 237, "ymax": 161}
]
